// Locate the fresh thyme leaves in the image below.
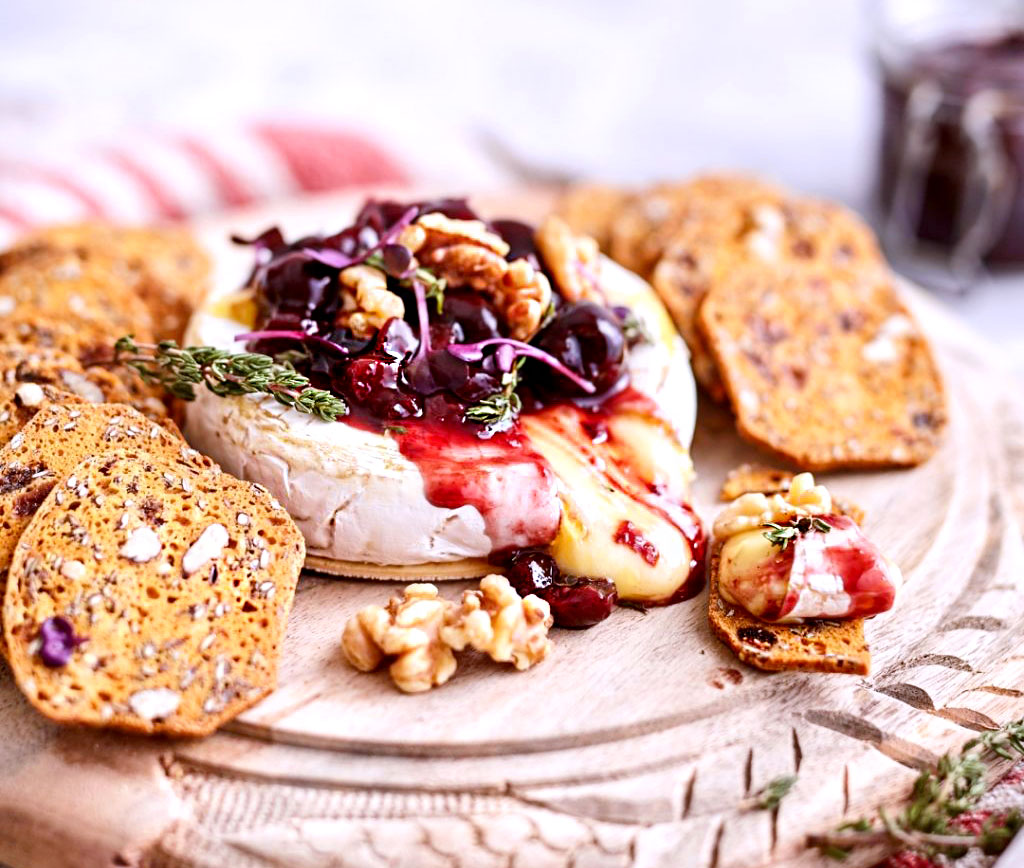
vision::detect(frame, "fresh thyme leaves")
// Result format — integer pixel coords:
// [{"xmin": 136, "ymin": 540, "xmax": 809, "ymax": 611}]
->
[
  {"xmin": 754, "ymin": 775, "xmax": 798, "ymax": 811},
  {"xmin": 763, "ymin": 516, "xmax": 833, "ymax": 550},
  {"xmin": 464, "ymin": 360, "xmax": 523, "ymax": 429},
  {"xmin": 366, "ymin": 251, "xmax": 446, "ymax": 314},
  {"xmin": 620, "ymin": 309, "xmax": 653, "ymax": 345},
  {"xmin": 811, "ymin": 718, "xmax": 1024, "ymax": 860},
  {"xmin": 385, "ymin": 425, "xmax": 408, "ymax": 435},
  {"xmin": 110, "ymin": 336, "xmax": 348, "ymax": 422}
]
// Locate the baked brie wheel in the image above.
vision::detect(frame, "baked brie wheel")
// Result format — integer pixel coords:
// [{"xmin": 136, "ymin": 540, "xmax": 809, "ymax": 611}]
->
[{"xmin": 185, "ymin": 199, "xmax": 704, "ymax": 618}]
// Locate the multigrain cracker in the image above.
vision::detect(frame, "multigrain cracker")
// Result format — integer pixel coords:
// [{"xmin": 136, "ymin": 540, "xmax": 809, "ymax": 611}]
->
[
  {"xmin": 697, "ymin": 264, "xmax": 946, "ymax": 470},
  {"xmin": 19, "ymin": 223, "xmax": 211, "ymax": 342},
  {"xmin": 0, "ymin": 402, "xmax": 211, "ymax": 580},
  {"xmin": 707, "ymin": 543, "xmax": 870, "ymax": 675},
  {"xmin": 608, "ymin": 174, "xmax": 783, "ymax": 279},
  {"xmin": 3, "ymin": 452, "xmax": 304, "ymax": 735},
  {"xmin": 651, "ymin": 194, "xmax": 885, "ymax": 399},
  {"xmin": 0, "ymin": 382, "xmax": 84, "ymax": 447},
  {"xmin": 0, "ymin": 244, "xmax": 156, "ymax": 342},
  {"xmin": 0, "ymin": 344, "xmax": 133, "ymax": 405},
  {"xmin": 554, "ymin": 184, "xmax": 634, "ymax": 251}
]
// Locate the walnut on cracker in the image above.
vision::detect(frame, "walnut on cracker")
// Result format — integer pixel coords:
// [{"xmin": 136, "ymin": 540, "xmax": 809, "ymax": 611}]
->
[
  {"xmin": 335, "ymin": 264, "xmax": 405, "ymax": 339},
  {"xmin": 534, "ymin": 215, "xmax": 602, "ymax": 303},
  {"xmin": 441, "ymin": 574, "xmax": 553, "ymax": 671},
  {"xmin": 713, "ymin": 472, "xmax": 833, "ymax": 540},
  {"xmin": 340, "ymin": 583, "xmax": 457, "ymax": 693}
]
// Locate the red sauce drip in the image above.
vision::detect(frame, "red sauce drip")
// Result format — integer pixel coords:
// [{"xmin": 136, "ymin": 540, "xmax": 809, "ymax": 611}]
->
[
  {"xmin": 390, "ymin": 416, "xmax": 561, "ymax": 552},
  {"xmin": 614, "ymin": 520, "xmax": 660, "ymax": 566}
]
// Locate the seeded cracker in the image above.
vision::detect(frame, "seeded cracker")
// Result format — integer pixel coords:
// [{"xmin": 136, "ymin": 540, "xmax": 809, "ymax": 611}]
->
[
  {"xmin": 0, "ymin": 343, "xmax": 133, "ymax": 405},
  {"xmin": 697, "ymin": 264, "xmax": 946, "ymax": 470},
  {"xmin": 0, "ymin": 244, "xmax": 156, "ymax": 342},
  {"xmin": 651, "ymin": 193, "xmax": 885, "ymax": 400},
  {"xmin": 0, "ymin": 382, "xmax": 85, "ymax": 447},
  {"xmin": 3, "ymin": 452, "xmax": 305, "ymax": 735},
  {"xmin": 707, "ymin": 541, "xmax": 871, "ymax": 675},
  {"xmin": 16, "ymin": 223, "xmax": 211, "ymax": 343},
  {"xmin": 0, "ymin": 402, "xmax": 208, "ymax": 584}
]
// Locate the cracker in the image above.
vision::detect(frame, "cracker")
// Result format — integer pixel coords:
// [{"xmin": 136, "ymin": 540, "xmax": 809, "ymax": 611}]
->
[
  {"xmin": 0, "ymin": 383, "xmax": 84, "ymax": 447},
  {"xmin": 651, "ymin": 194, "xmax": 885, "ymax": 399},
  {"xmin": 707, "ymin": 542, "xmax": 870, "ymax": 675},
  {"xmin": 719, "ymin": 464, "xmax": 795, "ymax": 501},
  {"xmin": 554, "ymin": 184, "xmax": 634, "ymax": 251},
  {"xmin": 609, "ymin": 174, "xmax": 782, "ymax": 279},
  {"xmin": 0, "ymin": 244, "xmax": 156, "ymax": 342},
  {"xmin": 3, "ymin": 451, "xmax": 304, "ymax": 736},
  {"xmin": 697, "ymin": 264, "xmax": 946, "ymax": 470},
  {"xmin": 0, "ymin": 344, "xmax": 133, "ymax": 405},
  {"xmin": 19, "ymin": 223, "xmax": 210, "ymax": 342},
  {"xmin": 0, "ymin": 402, "xmax": 210, "ymax": 579}
]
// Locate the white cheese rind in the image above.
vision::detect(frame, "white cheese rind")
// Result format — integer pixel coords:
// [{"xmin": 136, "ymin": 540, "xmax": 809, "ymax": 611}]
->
[{"xmin": 184, "ymin": 255, "xmax": 697, "ymax": 566}]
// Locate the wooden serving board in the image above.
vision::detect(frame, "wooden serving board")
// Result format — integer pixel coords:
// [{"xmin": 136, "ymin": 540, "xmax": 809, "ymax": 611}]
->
[{"xmin": 2, "ymin": 189, "xmax": 1024, "ymax": 868}]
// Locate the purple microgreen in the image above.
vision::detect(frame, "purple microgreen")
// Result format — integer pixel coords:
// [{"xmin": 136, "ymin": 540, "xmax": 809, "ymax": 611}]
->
[
  {"xmin": 495, "ymin": 343, "xmax": 517, "ymax": 373},
  {"xmin": 300, "ymin": 206, "xmax": 418, "ymax": 272},
  {"xmin": 234, "ymin": 330, "xmax": 350, "ymax": 356},
  {"xmin": 447, "ymin": 338, "xmax": 597, "ymax": 394}
]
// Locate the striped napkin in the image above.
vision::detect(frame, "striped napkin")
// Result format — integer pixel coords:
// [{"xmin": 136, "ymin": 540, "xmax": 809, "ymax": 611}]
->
[{"xmin": 0, "ymin": 120, "xmax": 411, "ymax": 246}]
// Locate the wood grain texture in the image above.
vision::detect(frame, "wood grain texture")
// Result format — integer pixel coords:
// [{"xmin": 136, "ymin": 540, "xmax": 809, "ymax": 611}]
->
[{"xmin": 1, "ymin": 188, "xmax": 1022, "ymax": 868}]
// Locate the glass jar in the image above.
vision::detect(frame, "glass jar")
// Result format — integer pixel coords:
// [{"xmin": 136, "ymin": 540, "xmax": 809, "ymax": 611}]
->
[{"xmin": 873, "ymin": 0, "xmax": 1024, "ymax": 287}]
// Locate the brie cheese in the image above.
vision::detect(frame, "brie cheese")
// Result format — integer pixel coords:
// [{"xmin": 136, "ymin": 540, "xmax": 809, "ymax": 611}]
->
[{"xmin": 184, "ymin": 255, "xmax": 697, "ymax": 569}]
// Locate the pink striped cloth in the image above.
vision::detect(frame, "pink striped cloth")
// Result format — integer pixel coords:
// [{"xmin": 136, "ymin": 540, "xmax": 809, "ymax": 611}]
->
[{"xmin": 0, "ymin": 121, "xmax": 410, "ymax": 245}]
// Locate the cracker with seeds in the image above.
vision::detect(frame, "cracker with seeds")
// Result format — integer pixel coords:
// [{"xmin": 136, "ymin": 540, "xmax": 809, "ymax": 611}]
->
[
  {"xmin": 554, "ymin": 184, "xmax": 634, "ymax": 251},
  {"xmin": 707, "ymin": 543, "xmax": 870, "ymax": 675},
  {"xmin": 651, "ymin": 195, "xmax": 885, "ymax": 400},
  {"xmin": 0, "ymin": 244, "xmax": 156, "ymax": 343},
  {"xmin": 0, "ymin": 382, "xmax": 84, "ymax": 447},
  {"xmin": 18, "ymin": 223, "xmax": 210, "ymax": 343},
  {"xmin": 697, "ymin": 264, "xmax": 946, "ymax": 470},
  {"xmin": 3, "ymin": 451, "xmax": 304, "ymax": 735},
  {"xmin": 0, "ymin": 344, "xmax": 133, "ymax": 405},
  {"xmin": 0, "ymin": 403, "xmax": 209, "ymax": 580},
  {"xmin": 608, "ymin": 174, "xmax": 783, "ymax": 279}
]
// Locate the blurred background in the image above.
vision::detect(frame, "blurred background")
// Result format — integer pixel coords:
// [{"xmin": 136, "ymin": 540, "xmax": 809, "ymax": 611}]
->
[{"xmin": 1, "ymin": 0, "xmax": 1022, "ymax": 366}]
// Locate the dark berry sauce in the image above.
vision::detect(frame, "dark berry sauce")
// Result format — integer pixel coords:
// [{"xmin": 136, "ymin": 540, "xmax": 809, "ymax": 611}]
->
[{"xmin": 614, "ymin": 520, "xmax": 660, "ymax": 566}]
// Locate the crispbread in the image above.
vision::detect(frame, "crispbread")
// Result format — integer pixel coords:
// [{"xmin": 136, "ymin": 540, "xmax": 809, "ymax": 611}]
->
[
  {"xmin": 3, "ymin": 451, "xmax": 304, "ymax": 736},
  {"xmin": 651, "ymin": 194, "xmax": 885, "ymax": 399},
  {"xmin": 18, "ymin": 223, "xmax": 210, "ymax": 342},
  {"xmin": 697, "ymin": 264, "xmax": 946, "ymax": 470},
  {"xmin": 554, "ymin": 184, "xmax": 634, "ymax": 251},
  {"xmin": 608, "ymin": 174, "xmax": 783, "ymax": 279},
  {"xmin": 0, "ymin": 402, "xmax": 211, "ymax": 579},
  {"xmin": 719, "ymin": 464, "xmax": 796, "ymax": 502},
  {"xmin": 0, "ymin": 383, "xmax": 84, "ymax": 447},
  {"xmin": 0, "ymin": 310, "xmax": 118, "ymax": 365},
  {"xmin": 0, "ymin": 344, "xmax": 133, "ymax": 405},
  {"xmin": 707, "ymin": 542, "xmax": 870, "ymax": 675},
  {"xmin": 0, "ymin": 244, "xmax": 156, "ymax": 342}
]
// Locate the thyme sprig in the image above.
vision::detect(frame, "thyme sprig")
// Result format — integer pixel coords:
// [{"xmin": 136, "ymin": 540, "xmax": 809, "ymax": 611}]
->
[
  {"xmin": 811, "ymin": 718, "xmax": 1024, "ymax": 860},
  {"xmin": 763, "ymin": 516, "xmax": 833, "ymax": 550},
  {"xmin": 110, "ymin": 336, "xmax": 348, "ymax": 422},
  {"xmin": 464, "ymin": 359, "xmax": 523, "ymax": 430},
  {"xmin": 740, "ymin": 775, "xmax": 798, "ymax": 811}
]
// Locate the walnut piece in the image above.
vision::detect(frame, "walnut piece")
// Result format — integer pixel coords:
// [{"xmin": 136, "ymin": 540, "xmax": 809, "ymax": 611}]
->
[
  {"xmin": 415, "ymin": 212, "xmax": 510, "ymax": 257},
  {"xmin": 336, "ymin": 264, "xmax": 405, "ymax": 338},
  {"xmin": 340, "ymin": 583, "xmax": 457, "ymax": 693},
  {"xmin": 497, "ymin": 259, "xmax": 553, "ymax": 341},
  {"xmin": 441, "ymin": 574, "xmax": 553, "ymax": 671},
  {"xmin": 424, "ymin": 243, "xmax": 508, "ymax": 291},
  {"xmin": 713, "ymin": 472, "xmax": 833, "ymax": 540},
  {"xmin": 534, "ymin": 215, "xmax": 602, "ymax": 302}
]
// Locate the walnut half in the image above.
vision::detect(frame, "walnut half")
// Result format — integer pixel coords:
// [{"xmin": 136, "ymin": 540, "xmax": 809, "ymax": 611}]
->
[
  {"xmin": 441, "ymin": 574, "xmax": 553, "ymax": 671},
  {"xmin": 340, "ymin": 583, "xmax": 457, "ymax": 693}
]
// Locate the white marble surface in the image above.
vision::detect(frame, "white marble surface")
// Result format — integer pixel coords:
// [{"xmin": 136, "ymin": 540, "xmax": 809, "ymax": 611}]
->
[{"xmin": 0, "ymin": 0, "xmax": 1021, "ymax": 369}]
